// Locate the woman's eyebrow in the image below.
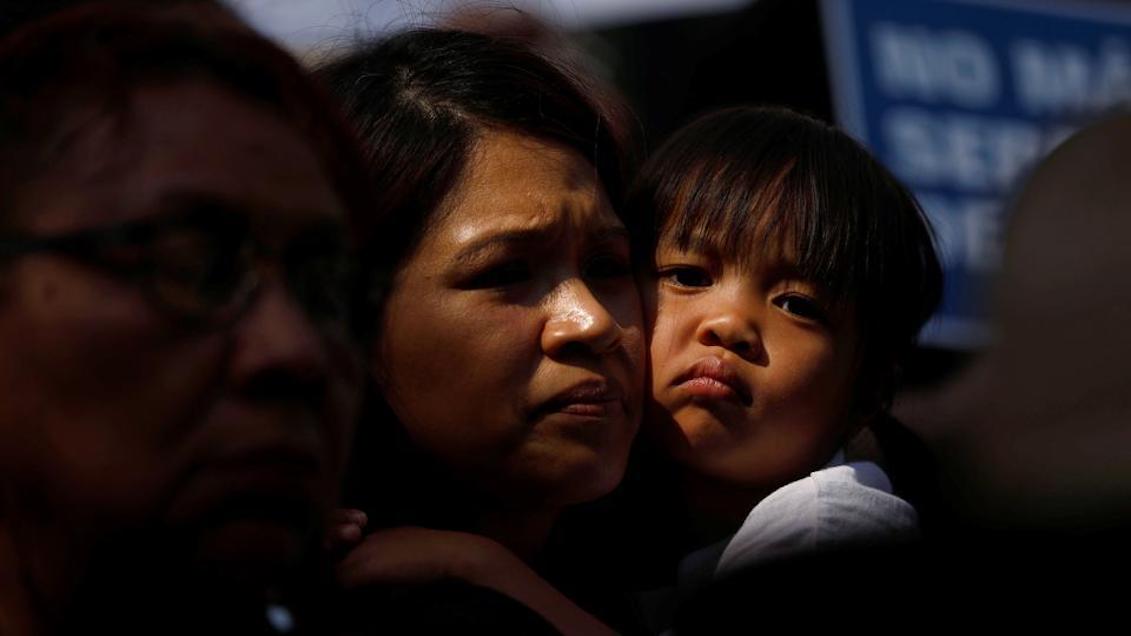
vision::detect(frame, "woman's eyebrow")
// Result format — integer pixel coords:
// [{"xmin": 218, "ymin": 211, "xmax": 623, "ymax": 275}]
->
[
  {"xmin": 452, "ymin": 223, "xmax": 630, "ymax": 266},
  {"xmin": 451, "ymin": 228, "xmax": 556, "ymax": 267}
]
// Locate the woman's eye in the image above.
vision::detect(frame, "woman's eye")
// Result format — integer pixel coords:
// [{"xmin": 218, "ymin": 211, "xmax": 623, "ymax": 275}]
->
[
  {"xmin": 660, "ymin": 266, "xmax": 712, "ymax": 288},
  {"xmin": 774, "ymin": 294, "xmax": 826, "ymax": 323},
  {"xmin": 465, "ymin": 260, "xmax": 531, "ymax": 288},
  {"xmin": 585, "ymin": 253, "xmax": 632, "ymax": 280}
]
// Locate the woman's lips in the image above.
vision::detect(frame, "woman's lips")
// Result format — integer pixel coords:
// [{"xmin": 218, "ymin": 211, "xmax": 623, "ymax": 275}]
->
[
  {"xmin": 557, "ymin": 401, "xmax": 615, "ymax": 416},
  {"xmin": 534, "ymin": 379, "xmax": 624, "ymax": 419},
  {"xmin": 674, "ymin": 357, "xmax": 751, "ymax": 405}
]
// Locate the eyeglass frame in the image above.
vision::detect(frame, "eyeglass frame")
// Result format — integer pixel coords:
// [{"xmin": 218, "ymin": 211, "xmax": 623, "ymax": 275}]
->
[{"xmin": 0, "ymin": 205, "xmax": 356, "ymax": 330}]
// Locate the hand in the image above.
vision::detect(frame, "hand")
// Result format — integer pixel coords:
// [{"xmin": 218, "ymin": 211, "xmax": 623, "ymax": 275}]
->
[
  {"xmin": 324, "ymin": 508, "xmax": 368, "ymax": 556},
  {"xmin": 336, "ymin": 526, "xmax": 505, "ymax": 587}
]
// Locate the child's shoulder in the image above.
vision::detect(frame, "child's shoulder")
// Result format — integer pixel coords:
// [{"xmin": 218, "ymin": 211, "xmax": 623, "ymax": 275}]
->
[{"xmin": 715, "ymin": 458, "xmax": 918, "ymax": 577}]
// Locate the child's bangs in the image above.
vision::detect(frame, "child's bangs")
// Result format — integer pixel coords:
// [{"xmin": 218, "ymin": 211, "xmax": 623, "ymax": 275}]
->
[{"xmin": 656, "ymin": 152, "xmax": 862, "ymax": 304}]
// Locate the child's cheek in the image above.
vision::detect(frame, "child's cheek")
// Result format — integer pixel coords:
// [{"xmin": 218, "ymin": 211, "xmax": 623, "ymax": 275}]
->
[
  {"xmin": 647, "ymin": 294, "xmax": 686, "ymax": 390},
  {"xmin": 641, "ymin": 280, "xmax": 661, "ymax": 336}
]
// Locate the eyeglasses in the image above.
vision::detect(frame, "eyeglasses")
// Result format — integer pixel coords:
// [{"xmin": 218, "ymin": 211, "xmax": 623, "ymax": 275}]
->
[{"xmin": 0, "ymin": 207, "xmax": 354, "ymax": 329}]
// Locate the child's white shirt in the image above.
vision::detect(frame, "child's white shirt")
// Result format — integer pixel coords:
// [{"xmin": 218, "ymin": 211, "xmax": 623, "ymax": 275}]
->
[
  {"xmin": 678, "ymin": 452, "xmax": 919, "ymax": 591},
  {"xmin": 643, "ymin": 453, "xmax": 919, "ymax": 634}
]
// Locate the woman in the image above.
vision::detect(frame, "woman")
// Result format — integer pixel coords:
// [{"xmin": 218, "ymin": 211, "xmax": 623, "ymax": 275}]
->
[{"xmin": 318, "ymin": 29, "xmax": 644, "ymax": 633}]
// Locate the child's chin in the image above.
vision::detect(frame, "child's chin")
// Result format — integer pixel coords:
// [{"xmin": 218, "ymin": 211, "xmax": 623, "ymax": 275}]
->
[{"xmin": 655, "ymin": 407, "xmax": 743, "ymax": 455}]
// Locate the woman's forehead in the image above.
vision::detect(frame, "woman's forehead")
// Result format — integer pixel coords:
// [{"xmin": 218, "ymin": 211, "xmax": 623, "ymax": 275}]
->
[{"xmin": 430, "ymin": 130, "xmax": 621, "ymax": 244}]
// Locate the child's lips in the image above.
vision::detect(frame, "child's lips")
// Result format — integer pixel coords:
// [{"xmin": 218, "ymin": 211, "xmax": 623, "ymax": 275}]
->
[{"xmin": 674, "ymin": 357, "xmax": 752, "ymax": 406}]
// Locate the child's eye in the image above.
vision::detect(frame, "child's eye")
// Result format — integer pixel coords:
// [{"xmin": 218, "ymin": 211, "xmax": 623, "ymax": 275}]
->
[
  {"xmin": 659, "ymin": 266, "xmax": 712, "ymax": 288},
  {"xmin": 463, "ymin": 260, "xmax": 531, "ymax": 289},
  {"xmin": 773, "ymin": 293, "xmax": 827, "ymax": 323}
]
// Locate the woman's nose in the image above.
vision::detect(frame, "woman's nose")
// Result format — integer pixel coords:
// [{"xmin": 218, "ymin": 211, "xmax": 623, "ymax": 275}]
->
[{"xmin": 541, "ymin": 279, "xmax": 622, "ymax": 358}]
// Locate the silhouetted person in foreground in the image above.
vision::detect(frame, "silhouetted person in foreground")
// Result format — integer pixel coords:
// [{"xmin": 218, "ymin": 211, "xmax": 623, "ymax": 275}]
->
[
  {"xmin": 897, "ymin": 112, "xmax": 1131, "ymax": 540},
  {"xmin": 0, "ymin": 3, "xmax": 373, "ymax": 633}
]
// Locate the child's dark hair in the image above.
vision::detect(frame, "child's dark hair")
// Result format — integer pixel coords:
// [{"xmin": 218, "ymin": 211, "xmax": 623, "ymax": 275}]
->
[{"xmin": 628, "ymin": 106, "xmax": 942, "ymax": 412}]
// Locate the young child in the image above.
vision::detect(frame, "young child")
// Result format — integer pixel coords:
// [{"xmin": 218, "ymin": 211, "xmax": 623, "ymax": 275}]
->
[{"xmin": 629, "ymin": 106, "xmax": 943, "ymax": 597}]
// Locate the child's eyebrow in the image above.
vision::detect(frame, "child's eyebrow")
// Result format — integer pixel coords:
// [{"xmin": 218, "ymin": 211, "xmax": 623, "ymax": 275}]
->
[
  {"xmin": 672, "ymin": 224, "xmax": 725, "ymax": 248},
  {"xmin": 761, "ymin": 256, "xmax": 801, "ymax": 276},
  {"xmin": 657, "ymin": 227, "xmax": 724, "ymax": 258},
  {"xmin": 759, "ymin": 258, "xmax": 824, "ymax": 289}
]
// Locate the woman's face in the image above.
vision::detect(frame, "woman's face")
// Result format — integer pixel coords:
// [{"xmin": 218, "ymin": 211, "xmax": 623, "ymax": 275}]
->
[
  {"xmin": 377, "ymin": 131, "xmax": 644, "ymax": 508},
  {"xmin": 646, "ymin": 238, "xmax": 860, "ymax": 489}
]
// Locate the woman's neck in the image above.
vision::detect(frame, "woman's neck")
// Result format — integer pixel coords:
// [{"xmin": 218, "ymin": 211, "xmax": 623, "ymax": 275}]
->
[{"xmin": 478, "ymin": 506, "xmax": 563, "ymax": 562}]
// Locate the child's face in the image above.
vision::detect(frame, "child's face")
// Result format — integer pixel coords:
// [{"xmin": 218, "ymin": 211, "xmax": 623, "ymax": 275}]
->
[{"xmin": 646, "ymin": 238, "xmax": 861, "ymax": 489}]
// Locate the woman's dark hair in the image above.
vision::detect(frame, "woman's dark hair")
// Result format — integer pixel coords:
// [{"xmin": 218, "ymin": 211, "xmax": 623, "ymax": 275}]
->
[
  {"xmin": 317, "ymin": 28, "xmax": 636, "ymax": 323},
  {"xmin": 317, "ymin": 28, "xmax": 636, "ymax": 530},
  {"xmin": 628, "ymin": 106, "xmax": 942, "ymax": 412},
  {"xmin": 0, "ymin": 0, "xmax": 373, "ymax": 239}
]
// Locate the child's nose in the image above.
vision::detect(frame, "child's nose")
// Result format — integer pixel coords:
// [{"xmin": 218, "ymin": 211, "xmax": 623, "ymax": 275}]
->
[{"xmin": 697, "ymin": 310, "xmax": 763, "ymax": 361}]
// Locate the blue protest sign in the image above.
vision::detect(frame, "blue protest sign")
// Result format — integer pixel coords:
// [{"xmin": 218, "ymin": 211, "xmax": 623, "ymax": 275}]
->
[{"xmin": 821, "ymin": 0, "xmax": 1131, "ymax": 348}]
